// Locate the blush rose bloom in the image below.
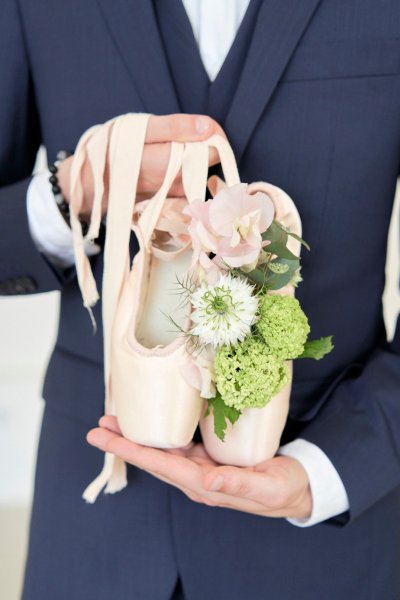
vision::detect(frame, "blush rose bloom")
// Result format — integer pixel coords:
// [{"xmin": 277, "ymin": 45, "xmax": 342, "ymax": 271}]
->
[{"xmin": 184, "ymin": 183, "xmax": 275, "ymax": 274}]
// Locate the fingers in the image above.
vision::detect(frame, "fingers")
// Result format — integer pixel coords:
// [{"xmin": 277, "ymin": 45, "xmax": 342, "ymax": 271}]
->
[
  {"xmin": 165, "ymin": 443, "xmax": 215, "ymax": 461},
  {"xmin": 203, "ymin": 465, "xmax": 285, "ymax": 508},
  {"xmin": 152, "ymin": 465, "xmax": 267, "ymax": 512},
  {"xmin": 202, "ymin": 456, "xmax": 312, "ymax": 517},
  {"xmin": 138, "ymin": 143, "xmax": 184, "ymax": 196},
  {"xmin": 162, "ymin": 444, "xmax": 195, "ymax": 458},
  {"xmin": 89, "ymin": 422, "xmax": 303, "ymax": 516},
  {"xmin": 96, "ymin": 417, "xmax": 195, "ymax": 457},
  {"xmin": 87, "ymin": 426, "xmax": 203, "ymax": 489},
  {"xmin": 138, "ymin": 143, "xmax": 223, "ymax": 197},
  {"xmin": 93, "ymin": 425, "xmax": 200, "ymax": 500},
  {"xmin": 99, "ymin": 415, "xmax": 122, "ymax": 435},
  {"xmin": 86, "ymin": 426, "xmax": 274, "ymax": 514},
  {"xmin": 208, "ymin": 147, "xmax": 223, "ymax": 168},
  {"xmin": 87, "ymin": 426, "xmax": 249, "ymax": 505},
  {"xmin": 146, "ymin": 114, "xmax": 225, "ymax": 144},
  {"xmin": 207, "ymin": 175, "xmax": 227, "ymax": 198}
]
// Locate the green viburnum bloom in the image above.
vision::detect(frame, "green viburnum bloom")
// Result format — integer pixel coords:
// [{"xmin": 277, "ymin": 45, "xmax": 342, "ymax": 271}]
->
[
  {"xmin": 256, "ymin": 294, "xmax": 310, "ymax": 359},
  {"xmin": 215, "ymin": 338, "xmax": 290, "ymax": 411}
]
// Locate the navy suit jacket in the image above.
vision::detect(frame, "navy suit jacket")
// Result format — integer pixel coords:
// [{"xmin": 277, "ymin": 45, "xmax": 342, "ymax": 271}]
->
[{"xmin": 1, "ymin": 1, "xmax": 400, "ymax": 598}]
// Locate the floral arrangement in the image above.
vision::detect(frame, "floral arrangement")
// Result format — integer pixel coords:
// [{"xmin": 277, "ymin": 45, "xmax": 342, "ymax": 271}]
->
[{"xmin": 169, "ymin": 183, "xmax": 333, "ymax": 441}]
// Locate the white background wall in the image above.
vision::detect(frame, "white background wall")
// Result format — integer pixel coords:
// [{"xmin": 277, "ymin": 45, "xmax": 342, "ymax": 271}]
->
[
  {"xmin": 0, "ymin": 293, "xmax": 59, "ymax": 505},
  {"xmin": 0, "ymin": 292, "xmax": 59, "ymax": 599},
  {"xmin": 0, "ymin": 148, "xmax": 60, "ymax": 598},
  {"xmin": 0, "ymin": 187, "xmax": 399, "ymax": 599}
]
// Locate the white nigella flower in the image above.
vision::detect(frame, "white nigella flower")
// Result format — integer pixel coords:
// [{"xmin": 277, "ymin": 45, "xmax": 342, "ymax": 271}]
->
[{"xmin": 189, "ymin": 273, "xmax": 258, "ymax": 348}]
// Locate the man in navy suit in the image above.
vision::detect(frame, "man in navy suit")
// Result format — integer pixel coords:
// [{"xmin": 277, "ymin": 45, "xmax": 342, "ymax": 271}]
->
[{"xmin": 1, "ymin": 0, "xmax": 400, "ymax": 598}]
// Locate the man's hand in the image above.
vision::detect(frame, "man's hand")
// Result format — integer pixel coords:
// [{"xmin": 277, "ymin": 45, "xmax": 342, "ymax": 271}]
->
[
  {"xmin": 87, "ymin": 416, "xmax": 313, "ymax": 519},
  {"xmin": 57, "ymin": 114, "xmax": 225, "ymax": 219}
]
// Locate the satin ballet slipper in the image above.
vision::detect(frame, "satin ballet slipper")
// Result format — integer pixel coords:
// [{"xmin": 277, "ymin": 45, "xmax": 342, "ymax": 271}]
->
[
  {"xmin": 199, "ymin": 181, "xmax": 302, "ymax": 466},
  {"xmin": 110, "ymin": 230, "xmax": 206, "ymax": 449}
]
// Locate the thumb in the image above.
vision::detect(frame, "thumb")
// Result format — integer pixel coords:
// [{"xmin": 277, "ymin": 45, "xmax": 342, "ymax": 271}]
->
[{"xmin": 204, "ymin": 466, "xmax": 276, "ymax": 503}]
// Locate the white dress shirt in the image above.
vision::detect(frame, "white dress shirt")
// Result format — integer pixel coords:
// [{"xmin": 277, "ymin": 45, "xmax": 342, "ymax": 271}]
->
[{"xmin": 26, "ymin": 0, "xmax": 349, "ymax": 526}]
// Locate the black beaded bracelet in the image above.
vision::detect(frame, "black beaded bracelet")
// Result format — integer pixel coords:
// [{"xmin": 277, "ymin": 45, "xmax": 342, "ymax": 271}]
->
[
  {"xmin": 49, "ymin": 150, "xmax": 73, "ymax": 225},
  {"xmin": 49, "ymin": 150, "xmax": 88, "ymax": 235}
]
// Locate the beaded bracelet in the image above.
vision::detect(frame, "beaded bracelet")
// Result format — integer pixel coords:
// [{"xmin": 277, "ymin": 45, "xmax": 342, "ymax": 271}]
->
[
  {"xmin": 49, "ymin": 150, "xmax": 88, "ymax": 235},
  {"xmin": 48, "ymin": 150, "xmax": 72, "ymax": 225}
]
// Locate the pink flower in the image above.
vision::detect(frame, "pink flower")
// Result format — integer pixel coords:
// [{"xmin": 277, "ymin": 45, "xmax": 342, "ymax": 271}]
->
[
  {"xmin": 186, "ymin": 198, "xmax": 219, "ymax": 255},
  {"xmin": 184, "ymin": 183, "xmax": 275, "ymax": 273},
  {"xmin": 179, "ymin": 346, "xmax": 216, "ymax": 399},
  {"xmin": 184, "ymin": 199, "xmax": 220, "ymax": 281},
  {"xmin": 210, "ymin": 183, "xmax": 274, "ymax": 269}
]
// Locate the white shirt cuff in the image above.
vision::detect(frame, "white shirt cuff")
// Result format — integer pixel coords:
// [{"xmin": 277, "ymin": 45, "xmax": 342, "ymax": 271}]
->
[
  {"xmin": 26, "ymin": 171, "xmax": 100, "ymax": 269},
  {"xmin": 278, "ymin": 438, "xmax": 349, "ymax": 527}
]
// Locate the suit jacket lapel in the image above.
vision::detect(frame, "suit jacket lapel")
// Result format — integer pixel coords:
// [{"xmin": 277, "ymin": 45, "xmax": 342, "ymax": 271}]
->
[
  {"xmin": 95, "ymin": 0, "xmax": 180, "ymax": 114},
  {"xmin": 95, "ymin": 0, "xmax": 321, "ymax": 158},
  {"xmin": 154, "ymin": 0, "xmax": 210, "ymax": 115},
  {"xmin": 225, "ymin": 0, "xmax": 321, "ymax": 161}
]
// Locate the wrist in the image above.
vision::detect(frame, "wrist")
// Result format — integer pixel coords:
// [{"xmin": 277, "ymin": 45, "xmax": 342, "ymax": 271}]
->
[
  {"xmin": 49, "ymin": 151, "xmax": 89, "ymax": 234},
  {"xmin": 56, "ymin": 155, "xmax": 72, "ymax": 203},
  {"xmin": 59, "ymin": 155, "xmax": 97, "ymax": 220},
  {"xmin": 49, "ymin": 151, "xmax": 73, "ymax": 227},
  {"xmin": 289, "ymin": 485, "xmax": 313, "ymax": 520},
  {"xmin": 284, "ymin": 456, "xmax": 313, "ymax": 520},
  {"xmin": 278, "ymin": 439, "xmax": 350, "ymax": 527}
]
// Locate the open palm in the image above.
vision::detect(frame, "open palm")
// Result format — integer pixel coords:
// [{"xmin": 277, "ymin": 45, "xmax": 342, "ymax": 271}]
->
[{"xmin": 88, "ymin": 416, "xmax": 312, "ymax": 519}]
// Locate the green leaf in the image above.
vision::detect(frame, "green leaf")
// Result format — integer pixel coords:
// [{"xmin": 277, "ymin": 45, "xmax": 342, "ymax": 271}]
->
[
  {"xmin": 206, "ymin": 393, "xmax": 241, "ymax": 442},
  {"xmin": 264, "ymin": 257, "xmax": 299, "ymax": 290},
  {"xmin": 286, "ymin": 231, "xmax": 310, "ymax": 251},
  {"xmin": 298, "ymin": 336, "xmax": 334, "ymax": 360},
  {"xmin": 264, "ymin": 220, "xmax": 310, "ymax": 252},
  {"xmin": 264, "ymin": 241, "xmax": 298, "ymax": 261},
  {"xmin": 262, "ymin": 220, "xmax": 288, "ymax": 244},
  {"xmin": 268, "ymin": 261, "xmax": 290, "ymax": 274},
  {"xmin": 274, "ymin": 222, "xmax": 310, "ymax": 251},
  {"xmin": 225, "ymin": 405, "xmax": 241, "ymax": 426},
  {"xmin": 242, "ymin": 266, "xmax": 267, "ymax": 287}
]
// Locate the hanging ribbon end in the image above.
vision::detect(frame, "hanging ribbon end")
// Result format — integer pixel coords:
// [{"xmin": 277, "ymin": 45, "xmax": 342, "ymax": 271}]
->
[
  {"xmin": 82, "ymin": 478, "xmax": 105, "ymax": 504},
  {"xmin": 104, "ymin": 456, "xmax": 128, "ymax": 494},
  {"xmin": 85, "ymin": 304, "xmax": 98, "ymax": 335},
  {"xmin": 104, "ymin": 477, "xmax": 128, "ymax": 495},
  {"xmin": 82, "ymin": 453, "xmax": 127, "ymax": 503}
]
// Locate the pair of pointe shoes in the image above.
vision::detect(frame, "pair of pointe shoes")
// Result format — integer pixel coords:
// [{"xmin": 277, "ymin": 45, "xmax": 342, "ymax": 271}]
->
[
  {"xmin": 70, "ymin": 115, "xmax": 301, "ymax": 468},
  {"xmin": 117, "ymin": 175, "xmax": 301, "ymax": 454}
]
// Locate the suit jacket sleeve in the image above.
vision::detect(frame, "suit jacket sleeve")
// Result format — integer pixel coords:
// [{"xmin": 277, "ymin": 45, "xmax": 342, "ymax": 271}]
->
[
  {"xmin": 300, "ymin": 311, "xmax": 400, "ymax": 525},
  {"xmin": 0, "ymin": 0, "xmax": 65, "ymax": 295}
]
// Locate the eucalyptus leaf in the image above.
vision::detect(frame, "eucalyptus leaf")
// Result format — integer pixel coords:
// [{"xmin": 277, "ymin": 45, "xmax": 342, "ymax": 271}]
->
[
  {"xmin": 243, "ymin": 267, "xmax": 267, "ymax": 287},
  {"xmin": 265, "ymin": 258, "xmax": 299, "ymax": 290},
  {"xmin": 262, "ymin": 220, "xmax": 288, "ymax": 244},
  {"xmin": 264, "ymin": 242, "xmax": 299, "ymax": 261},
  {"xmin": 286, "ymin": 231, "xmax": 311, "ymax": 251},
  {"xmin": 273, "ymin": 221, "xmax": 309, "ymax": 249},
  {"xmin": 268, "ymin": 262, "xmax": 290, "ymax": 274}
]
